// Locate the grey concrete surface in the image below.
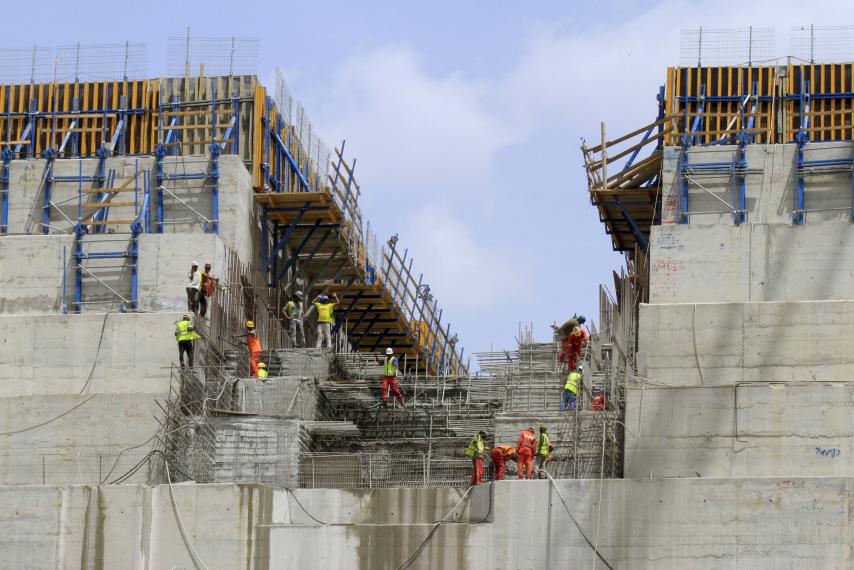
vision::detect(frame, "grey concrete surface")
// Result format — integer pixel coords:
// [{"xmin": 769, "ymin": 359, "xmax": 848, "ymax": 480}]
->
[
  {"xmin": 5, "ymin": 479, "xmax": 854, "ymax": 569},
  {"xmin": 650, "ymin": 222, "xmax": 854, "ymax": 303},
  {"xmin": 624, "ymin": 383, "xmax": 854, "ymax": 478},
  {"xmin": 0, "ymin": 235, "xmax": 74, "ymax": 313},
  {"xmin": 0, "ymin": 312, "xmax": 186, "ymax": 396},
  {"xmin": 637, "ymin": 300, "xmax": 854, "ymax": 385}
]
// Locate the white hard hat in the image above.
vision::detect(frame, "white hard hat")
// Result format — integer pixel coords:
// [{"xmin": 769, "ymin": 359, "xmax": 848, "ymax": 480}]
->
[
  {"xmin": 295, "ymin": 290, "xmax": 304, "ymax": 298},
  {"xmin": 191, "ymin": 260, "xmax": 199, "ymax": 266},
  {"xmin": 577, "ymin": 363, "xmax": 584, "ymax": 371},
  {"xmin": 385, "ymin": 348, "xmax": 393, "ymax": 355}
]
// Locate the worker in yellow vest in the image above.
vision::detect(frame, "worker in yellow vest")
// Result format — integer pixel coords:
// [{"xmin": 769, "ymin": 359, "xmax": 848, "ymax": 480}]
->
[
  {"xmin": 257, "ymin": 362, "xmax": 268, "ymax": 379},
  {"xmin": 562, "ymin": 364, "xmax": 582, "ymax": 412},
  {"xmin": 284, "ymin": 291, "xmax": 306, "ymax": 348},
  {"xmin": 534, "ymin": 426, "xmax": 553, "ymax": 479},
  {"xmin": 311, "ymin": 292, "xmax": 339, "ymax": 349},
  {"xmin": 174, "ymin": 314, "xmax": 201, "ymax": 368},
  {"xmin": 379, "ymin": 347, "xmax": 405, "ymax": 406},
  {"xmin": 465, "ymin": 430, "xmax": 487, "ymax": 485}
]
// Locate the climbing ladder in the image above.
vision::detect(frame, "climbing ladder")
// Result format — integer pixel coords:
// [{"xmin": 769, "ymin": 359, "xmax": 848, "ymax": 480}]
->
[{"xmin": 68, "ymin": 160, "xmax": 149, "ymax": 313}]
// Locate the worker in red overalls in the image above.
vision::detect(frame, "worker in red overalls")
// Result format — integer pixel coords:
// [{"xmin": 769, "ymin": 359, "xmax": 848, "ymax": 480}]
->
[
  {"xmin": 491, "ymin": 445, "xmax": 517, "ymax": 481},
  {"xmin": 558, "ymin": 315, "xmax": 586, "ymax": 366},
  {"xmin": 565, "ymin": 324, "xmax": 589, "ymax": 371},
  {"xmin": 516, "ymin": 427, "xmax": 537, "ymax": 480},
  {"xmin": 237, "ymin": 320, "xmax": 262, "ymax": 378}
]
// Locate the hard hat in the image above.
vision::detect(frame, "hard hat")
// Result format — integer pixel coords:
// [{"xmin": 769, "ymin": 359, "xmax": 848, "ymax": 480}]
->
[
  {"xmin": 258, "ymin": 362, "xmax": 267, "ymax": 369},
  {"xmin": 577, "ymin": 315, "xmax": 586, "ymax": 324},
  {"xmin": 182, "ymin": 313, "xmax": 191, "ymax": 319},
  {"xmin": 246, "ymin": 320, "xmax": 255, "ymax": 328},
  {"xmin": 385, "ymin": 347, "xmax": 394, "ymax": 355},
  {"xmin": 527, "ymin": 426, "xmax": 534, "ymax": 432},
  {"xmin": 294, "ymin": 290, "xmax": 303, "ymax": 298},
  {"xmin": 577, "ymin": 363, "xmax": 584, "ymax": 371},
  {"xmin": 191, "ymin": 260, "xmax": 199, "ymax": 267},
  {"xmin": 320, "ymin": 295, "xmax": 329, "ymax": 301}
]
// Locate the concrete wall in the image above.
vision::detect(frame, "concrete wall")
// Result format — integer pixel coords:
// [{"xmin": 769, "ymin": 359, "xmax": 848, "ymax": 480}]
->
[
  {"xmin": 637, "ymin": 300, "xmax": 854, "ymax": 385},
  {"xmin": 0, "ymin": 312, "xmax": 183, "ymax": 396},
  {"xmin": 7, "ymin": 480, "xmax": 854, "ymax": 569},
  {"xmin": 0, "ymin": 232, "xmax": 238, "ymax": 314},
  {"xmin": 660, "ymin": 142, "xmax": 854, "ymax": 225},
  {"xmin": 650, "ymin": 223, "xmax": 854, "ymax": 304},
  {"xmin": 624, "ymin": 384, "xmax": 854, "ymax": 478},
  {"xmin": 0, "ymin": 393, "xmax": 162, "ymax": 485}
]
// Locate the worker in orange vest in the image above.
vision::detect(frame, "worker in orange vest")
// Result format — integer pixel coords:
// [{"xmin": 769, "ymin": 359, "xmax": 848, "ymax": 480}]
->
[
  {"xmin": 516, "ymin": 426, "xmax": 537, "ymax": 480},
  {"xmin": 491, "ymin": 445, "xmax": 517, "ymax": 481},
  {"xmin": 237, "ymin": 320, "xmax": 262, "ymax": 378}
]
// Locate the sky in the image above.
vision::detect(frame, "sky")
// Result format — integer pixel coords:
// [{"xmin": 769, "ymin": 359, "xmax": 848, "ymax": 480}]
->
[{"xmin": 6, "ymin": 0, "xmax": 854, "ymax": 363}]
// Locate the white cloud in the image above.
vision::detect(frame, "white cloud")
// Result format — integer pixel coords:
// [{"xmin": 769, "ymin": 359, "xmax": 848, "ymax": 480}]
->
[
  {"xmin": 400, "ymin": 205, "xmax": 530, "ymax": 315},
  {"xmin": 315, "ymin": 46, "xmax": 517, "ymax": 200}
]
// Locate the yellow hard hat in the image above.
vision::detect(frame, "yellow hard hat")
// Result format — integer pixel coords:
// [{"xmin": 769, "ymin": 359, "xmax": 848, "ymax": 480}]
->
[
  {"xmin": 258, "ymin": 362, "xmax": 267, "ymax": 369},
  {"xmin": 246, "ymin": 320, "xmax": 255, "ymax": 328}
]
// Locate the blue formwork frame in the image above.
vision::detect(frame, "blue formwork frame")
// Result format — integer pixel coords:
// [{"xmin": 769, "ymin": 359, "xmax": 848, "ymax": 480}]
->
[
  {"xmin": 0, "ymin": 149, "xmax": 10, "ymax": 233},
  {"xmin": 678, "ymin": 81, "xmax": 760, "ymax": 226},
  {"xmin": 73, "ymin": 159, "xmax": 145, "ymax": 313}
]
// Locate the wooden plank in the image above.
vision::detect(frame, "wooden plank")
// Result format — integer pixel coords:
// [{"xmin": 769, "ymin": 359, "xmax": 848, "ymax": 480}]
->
[{"xmin": 253, "ymin": 84, "xmax": 265, "ymax": 188}]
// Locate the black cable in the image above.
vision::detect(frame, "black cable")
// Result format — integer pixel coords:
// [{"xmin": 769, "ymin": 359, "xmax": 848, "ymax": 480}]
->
[{"xmin": 285, "ymin": 487, "xmax": 329, "ymax": 526}]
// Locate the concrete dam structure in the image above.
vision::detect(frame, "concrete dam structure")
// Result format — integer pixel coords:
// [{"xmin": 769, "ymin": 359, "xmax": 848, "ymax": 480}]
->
[{"xmin": 5, "ymin": 36, "xmax": 854, "ymax": 568}]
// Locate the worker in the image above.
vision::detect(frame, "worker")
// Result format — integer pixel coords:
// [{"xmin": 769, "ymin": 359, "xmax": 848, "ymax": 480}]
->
[
  {"xmin": 312, "ymin": 292, "xmax": 339, "ymax": 349},
  {"xmin": 174, "ymin": 314, "xmax": 201, "ymax": 369},
  {"xmin": 198, "ymin": 263, "xmax": 219, "ymax": 319},
  {"xmin": 556, "ymin": 314, "xmax": 585, "ymax": 341},
  {"xmin": 562, "ymin": 364, "xmax": 582, "ymax": 412},
  {"xmin": 491, "ymin": 445, "xmax": 517, "ymax": 481},
  {"xmin": 257, "ymin": 362, "xmax": 268, "ymax": 379},
  {"xmin": 465, "ymin": 430, "xmax": 487, "ymax": 485},
  {"xmin": 237, "ymin": 320, "xmax": 262, "ymax": 378},
  {"xmin": 379, "ymin": 347, "xmax": 405, "ymax": 406},
  {"xmin": 284, "ymin": 291, "xmax": 306, "ymax": 348},
  {"xmin": 591, "ymin": 390, "xmax": 608, "ymax": 411},
  {"xmin": 186, "ymin": 261, "xmax": 201, "ymax": 315},
  {"xmin": 565, "ymin": 323, "xmax": 589, "ymax": 370},
  {"xmin": 534, "ymin": 426, "xmax": 553, "ymax": 479},
  {"xmin": 516, "ymin": 426, "xmax": 537, "ymax": 480}
]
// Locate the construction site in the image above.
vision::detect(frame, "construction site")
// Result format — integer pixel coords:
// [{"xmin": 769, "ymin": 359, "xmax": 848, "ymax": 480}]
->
[{"xmin": 3, "ymin": 24, "xmax": 854, "ymax": 568}]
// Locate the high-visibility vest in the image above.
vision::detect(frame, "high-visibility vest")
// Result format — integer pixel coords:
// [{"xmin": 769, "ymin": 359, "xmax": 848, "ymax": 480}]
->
[
  {"xmin": 565, "ymin": 372, "xmax": 580, "ymax": 394},
  {"xmin": 286, "ymin": 300, "xmax": 303, "ymax": 319},
  {"xmin": 316, "ymin": 302, "xmax": 334, "ymax": 324},
  {"xmin": 384, "ymin": 356, "xmax": 398, "ymax": 377},
  {"xmin": 465, "ymin": 434, "xmax": 484, "ymax": 459},
  {"xmin": 257, "ymin": 368, "xmax": 268, "ymax": 379},
  {"xmin": 537, "ymin": 433, "xmax": 551, "ymax": 457},
  {"xmin": 175, "ymin": 320, "xmax": 200, "ymax": 343}
]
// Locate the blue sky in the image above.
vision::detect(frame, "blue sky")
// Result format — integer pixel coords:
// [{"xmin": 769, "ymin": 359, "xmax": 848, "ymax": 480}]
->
[{"xmin": 6, "ymin": 0, "xmax": 854, "ymax": 362}]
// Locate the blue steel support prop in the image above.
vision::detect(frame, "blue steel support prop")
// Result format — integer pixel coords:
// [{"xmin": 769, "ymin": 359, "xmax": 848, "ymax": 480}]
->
[
  {"xmin": 332, "ymin": 291, "xmax": 364, "ymax": 335},
  {"xmin": 288, "ymin": 228, "xmax": 333, "ymax": 290},
  {"xmin": 347, "ymin": 303, "xmax": 375, "ymax": 344},
  {"xmin": 209, "ymin": 144, "xmax": 221, "ymax": 234},
  {"xmin": 614, "ymin": 198, "xmax": 649, "ymax": 252},
  {"xmin": 155, "ymin": 144, "xmax": 166, "ymax": 232},
  {"xmin": 794, "ymin": 80, "xmax": 811, "ymax": 225},
  {"xmin": 265, "ymin": 202, "xmax": 310, "ymax": 270},
  {"xmin": 0, "ymin": 149, "xmax": 11, "ymax": 233},
  {"xmin": 275, "ymin": 219, "xmax": 321, "ymax": 283},
  {"xmin": 41, "ymin": 150, "xmax": 57, "ymax": 234}
]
